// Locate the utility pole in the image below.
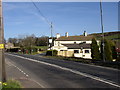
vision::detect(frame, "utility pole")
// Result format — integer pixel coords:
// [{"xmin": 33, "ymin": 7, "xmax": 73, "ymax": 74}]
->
[
  {"xmin": 0, "ymin": 0, "xmax": 6, "ymax": 83},
  {"xmin": 50, "ymin": 22, "xmax": 53, "ymax": 56},
  {"xmin": 100, "ymin": 0, "xmax": 105, "ymax": 62}
]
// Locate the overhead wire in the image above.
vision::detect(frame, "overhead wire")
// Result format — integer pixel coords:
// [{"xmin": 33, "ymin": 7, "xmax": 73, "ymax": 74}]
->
[
  {"xmin": 30, "ymin": 0, "xmax": 54, "ymax": 42},
  {"xmin": 31, "ymin": 0, "xmax": 51, "ymax": 26}
]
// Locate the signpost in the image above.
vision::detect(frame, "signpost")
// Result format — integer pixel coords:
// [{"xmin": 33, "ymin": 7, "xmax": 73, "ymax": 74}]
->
[{"xmin": 0, "ymin": 0, "xmax": 6, "ymax": 85}]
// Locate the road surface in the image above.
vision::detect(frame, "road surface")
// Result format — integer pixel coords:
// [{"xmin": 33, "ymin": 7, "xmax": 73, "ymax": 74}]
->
[{"xmin": 5, "ymin": 53, "xmax": 120, "ymax": 88}]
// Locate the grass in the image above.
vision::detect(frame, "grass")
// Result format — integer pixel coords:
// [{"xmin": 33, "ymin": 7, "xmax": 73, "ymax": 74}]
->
[
  {"xmin": 94, "ymin": 33, "xmax": 120, "ymax": 41},
  {"xmin": 1, "ymin": 79, "xmax": 22, "ymax": 89},
  {"xmin": 33, "ymin": 46, "xmax": 48, "ymax": 50}
]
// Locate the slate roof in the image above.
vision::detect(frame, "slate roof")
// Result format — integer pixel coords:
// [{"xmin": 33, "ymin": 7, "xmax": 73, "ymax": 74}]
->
[
  {"xmin": 56, "ymin": 35, "xmax": 94, "ymax": 41},
  {"xmin": 62, "ymin": 43, "xmax": 91, "ymax": 49}
]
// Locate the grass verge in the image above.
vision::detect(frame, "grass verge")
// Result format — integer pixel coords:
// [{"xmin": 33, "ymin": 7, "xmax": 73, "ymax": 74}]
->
[
  {"xmin": 1, "ymin": 79, "xmax": 22, "ymax": 89},
  {"xmin": 45, "ymin": 56, "xmax": 120, "ymax": 70}
]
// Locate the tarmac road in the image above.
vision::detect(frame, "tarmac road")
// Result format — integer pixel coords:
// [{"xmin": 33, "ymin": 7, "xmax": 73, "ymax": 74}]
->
[{"xmin": 5, "ymin": 53, "xmax": 120, "ymax": 88}]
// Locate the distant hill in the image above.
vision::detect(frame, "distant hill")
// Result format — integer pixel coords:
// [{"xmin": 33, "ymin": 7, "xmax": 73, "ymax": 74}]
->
[{"xmin": 89, "ymin": 31, "xmax": 120, "ymax": 41}]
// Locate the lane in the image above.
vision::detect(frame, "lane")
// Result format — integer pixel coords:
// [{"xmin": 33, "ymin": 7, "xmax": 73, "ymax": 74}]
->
[
  {"xmin": 5, "ymin": 53, "xmax": 119, "ymax": 88},
  {"xmin": 10, "ymin": 53, "xmax": 120, "ymax": 85},
  {"xmin": 5, "ymin": 58, "xmax": 44, "ymax": 88}
]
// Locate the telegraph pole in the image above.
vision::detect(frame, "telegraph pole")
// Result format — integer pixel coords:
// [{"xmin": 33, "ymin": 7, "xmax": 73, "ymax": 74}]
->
[
  {"xmin": 100, "ymin": 0, "xmax": 105, "ymax": 62},
  {"xmin": 51, "ymin": 22, "xmax": 53, "ymax": 56},
  {"xmin": 0, "ymin": 0, "xmax": 6, "ymax": 83}
]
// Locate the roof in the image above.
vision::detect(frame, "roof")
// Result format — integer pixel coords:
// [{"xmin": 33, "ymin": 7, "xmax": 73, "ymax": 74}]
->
[
  {"xmin": 62, "ymin": 43, "xmax": 91, "ymax": 49},
  {"xmin": 55, "ymin": 35, "xmax": 94, "ymax": 41}
]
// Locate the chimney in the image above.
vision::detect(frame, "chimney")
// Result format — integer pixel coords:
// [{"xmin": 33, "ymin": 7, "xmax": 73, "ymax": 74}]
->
[
  {"xmin": 56, "ymin": 33, "xmax": 60, "ymax": 39},
  {"xmin": 83, "ymin": 31, "xmax": 87, "ymax": 36},
  {"xmin": 65, "ymin": 32, "xmax": 68, "ymax": 37}
]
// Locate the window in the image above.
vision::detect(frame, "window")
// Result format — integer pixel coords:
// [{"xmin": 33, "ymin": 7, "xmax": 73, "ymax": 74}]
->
[
  {"xmin": 85, "ymin": 50, "xmax": 89, "ymax": 53},
  {"xmin": 74, "ymin": 50, "xmax": 79, "ymax": 53},
  {"xmin": 83, "ymin": 41, "xmax": 86, "ymax": 43}
]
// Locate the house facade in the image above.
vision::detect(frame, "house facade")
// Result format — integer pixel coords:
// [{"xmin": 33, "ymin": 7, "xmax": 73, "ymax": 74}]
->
[{"xmin": 52, "ymin": 32, "xmax": 99, "ymax": 59}]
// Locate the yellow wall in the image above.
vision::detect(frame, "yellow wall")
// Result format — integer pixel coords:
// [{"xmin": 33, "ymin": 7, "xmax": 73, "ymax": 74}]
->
[{"xmin": 58, "ymin": 51, "xmax": 74, "ymax": 57}]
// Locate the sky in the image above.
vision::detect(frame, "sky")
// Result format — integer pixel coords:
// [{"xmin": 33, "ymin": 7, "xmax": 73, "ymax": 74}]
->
[{"xmin": 3, "ymin": 2, "xmax": 118, "ymax": 40}]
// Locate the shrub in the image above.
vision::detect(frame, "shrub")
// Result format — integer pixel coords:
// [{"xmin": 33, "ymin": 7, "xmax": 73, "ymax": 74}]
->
[
  {"xmin": 46, "ymin": 50, "xmax": 58, "ymax": 56},
  {"xmin": 91, "ymin": 38, "xmax": 101, "ymax": 60},
  {"xmin": 116, "ymin": 56, "xmax": 120, "ymax": 62},
  {"xmin": 104, "ymin": 39, "xmax": 113, "ymax": 61},
  {"xmin": 100, "ymin": 39, "xmax": 113, "ymax": 61},
  {"xmin": 2, "ymin": 80, "xmax": 22, "ymax": 89}
]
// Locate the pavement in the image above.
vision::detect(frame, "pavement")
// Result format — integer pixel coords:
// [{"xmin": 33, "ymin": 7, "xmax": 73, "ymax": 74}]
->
[
  {"xmin": 5, "ymin": 58, "xmax": 42, "ymax": 88},
  {"xmin": 4, "ymin": 53, "xmax": 120, "ymax": 88}
]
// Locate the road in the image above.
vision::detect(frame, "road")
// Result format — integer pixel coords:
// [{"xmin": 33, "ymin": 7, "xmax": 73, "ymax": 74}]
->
[{"xmin": 5, "ymin": 53, "xmax": 120, "ymax": 88}]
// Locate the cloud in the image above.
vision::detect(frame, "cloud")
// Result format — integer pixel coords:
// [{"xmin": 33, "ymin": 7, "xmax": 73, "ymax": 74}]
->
[
  {"xmin": 3, "ymin": 3, "xmax": 17, "ymax": 11},
  {"xmin": 3, "ymin": 2, "xmax": 32, "ymax": 11}
]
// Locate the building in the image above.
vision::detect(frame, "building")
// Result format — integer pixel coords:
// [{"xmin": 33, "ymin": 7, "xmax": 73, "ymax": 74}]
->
[
  {"xmin": 5, "ymin": 43, "xmax": 14, "ymax": 49},
  {"xmin": 5, "ymin": 43, "xmax": 20, "ymax": 52},
  {"xmin": 52, "ymin": 31, "xmax": 99, "ymax": 59}
]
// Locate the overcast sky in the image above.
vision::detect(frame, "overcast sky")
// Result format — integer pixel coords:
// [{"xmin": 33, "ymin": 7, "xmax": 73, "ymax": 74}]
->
[{"xmin": 3, "ymin": 2, "xmax": 118, "ymax": 39}]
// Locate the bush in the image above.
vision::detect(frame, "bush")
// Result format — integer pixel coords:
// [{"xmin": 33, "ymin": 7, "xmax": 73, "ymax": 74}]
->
[
  {"xmin": 116, "ymin": 56, "xmax": 120, "ymax": 62},
  {"xmin": 2, "ymin": 80, "xmax": 22, "ymax": 89},
  {"xmin": 46, "ymin": 50, "xmax": 58, "ymax": 56},
  {"xmin": 91, "ymin": 38, "xmax": 101, "ymax": 60},
  {"xmin": 104, "ymin": 39, "xmax": 113, "ymax": 61}
]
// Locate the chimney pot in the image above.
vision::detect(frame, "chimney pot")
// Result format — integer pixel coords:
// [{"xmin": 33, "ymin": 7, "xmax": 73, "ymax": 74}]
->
[
  {"xmin": 56, "ymin": 33, "xmax": 60, "ymax": 39},
  {"xmin": 65, "ymin": 32, "xmax": 68, "ymax": 37},
  {"xmin": 83, "ymin": 31, "xmax": 87, "ymax": 36}
]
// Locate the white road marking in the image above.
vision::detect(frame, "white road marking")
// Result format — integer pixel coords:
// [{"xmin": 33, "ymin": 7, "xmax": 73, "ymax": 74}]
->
[
  {"xmin": 6, "ymin": 58, "xmax": 45, "ymax": 88},
  {"xmin": 26, "ymin": 75, "xmax": 29, "ymax": 77},
  {"xmin": 75, "ymin": 61, "xmax": 120, "ymax": 71},
  {"xmin": 41, "ymin": 56, "xmax": 120, "ymax": 71},
  {"xmin": 6, "ymin": 53, "xmax": 120, "ymax": 88}
]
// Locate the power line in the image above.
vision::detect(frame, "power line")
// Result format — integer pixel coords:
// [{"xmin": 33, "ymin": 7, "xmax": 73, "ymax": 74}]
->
[
  {"xmin": 31, "ymin": 0, "xmax": 50, "ymax": 25},
  {"xmin": 31, "ymin": 0, "xmax": 54, "ymax": 51}
]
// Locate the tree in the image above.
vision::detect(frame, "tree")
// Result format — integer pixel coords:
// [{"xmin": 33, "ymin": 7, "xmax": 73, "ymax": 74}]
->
[
  {"xmin": 109, "ymin": 40, "xmax": 117, "ymax": 59},
  {"xmin": 104, "ymin": 39, "xmax": 113, "ymax": 61},
  {"xmin": 35, "ymin": 36, "xmax": 49, "ymax": 46},
  {"xmin": 91, "ymin": 38, "xmax": 101, "ymax": 60},
  {"xmin": 8, "ymin": 38, "xmax": 18, "ymax": 46}
]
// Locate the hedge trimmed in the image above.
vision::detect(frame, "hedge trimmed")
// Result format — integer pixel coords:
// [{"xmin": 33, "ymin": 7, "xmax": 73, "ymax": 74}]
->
[{"xmin": 46, "ymin": 50, "xmax": 58, "ymax": 56}]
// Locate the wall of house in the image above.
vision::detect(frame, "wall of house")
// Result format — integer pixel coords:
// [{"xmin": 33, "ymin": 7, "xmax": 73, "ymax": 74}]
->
[
  {"xmin": 57, "ymin": 48, "xmax": 91, "ymax": 59},
  {"xmin": 52, "ymin": 45, "xmax": 67, "ymax": 51},
  {"xmin": 58, "ymin": 50, "xmax": 74, "ymax": 57},
  {"xmin": 73, "ymin": 49, "xmax": 91, "ymax": 59},
  {"xmin": 54, "ymin": 40, "xmax": 100, "ymax": 46},
  {"xmin": 54, "ymin": 41, "xmax": 92, "ymax": 46}
]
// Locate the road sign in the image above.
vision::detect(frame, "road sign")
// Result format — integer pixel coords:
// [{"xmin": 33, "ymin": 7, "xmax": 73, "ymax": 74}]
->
[{"xmin": 0, "ymin": 44, "xmax": 4, "ymax": 49}]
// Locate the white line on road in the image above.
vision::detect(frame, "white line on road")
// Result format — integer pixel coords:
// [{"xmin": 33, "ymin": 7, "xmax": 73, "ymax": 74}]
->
[
  {"xmin": 6, "ymin": 53, "xmax": 120, "ymax": 88},
  {"xmin": 40, "ymin": 55, "xmax": 120, "ymax": 71},
  {"xmin": 6, "ymin": 59, "xmax": 45, "ymax": 88}
]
